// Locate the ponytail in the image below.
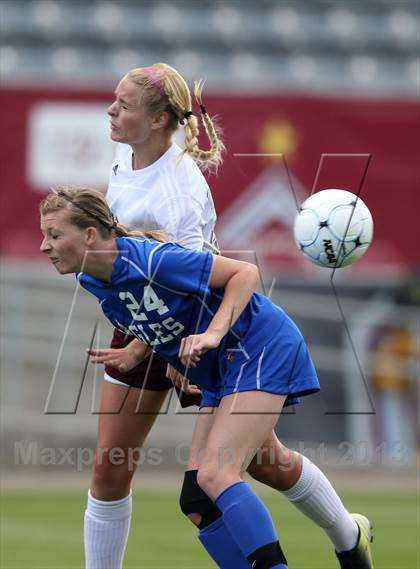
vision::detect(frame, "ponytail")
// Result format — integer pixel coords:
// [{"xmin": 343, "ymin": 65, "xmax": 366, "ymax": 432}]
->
[
  {"xmin": 126, "ymin": 63, "xmax": 225, "ymax": 173},
  {"xmin": 181, "ymin": 79, "xmax": 225, "ymax": 173}
]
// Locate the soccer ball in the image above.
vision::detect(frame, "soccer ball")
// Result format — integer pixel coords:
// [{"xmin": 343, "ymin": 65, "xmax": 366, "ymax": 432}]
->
[{"xmin": 293, "ymin": 189, "xmax": 373, "ymax": 268}]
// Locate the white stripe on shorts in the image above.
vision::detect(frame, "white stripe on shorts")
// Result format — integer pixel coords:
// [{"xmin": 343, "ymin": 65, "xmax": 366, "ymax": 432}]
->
[
  {"xmin": 233, "ymin": 361, "xmax": 249, "ymax": 393},
  {"xmin": 256, "ymin": 346, "xmax": 266, "ymax": 390},
  {"xmin": 104, "ymin": 372, "xmax": 130, "ymax": 388}
]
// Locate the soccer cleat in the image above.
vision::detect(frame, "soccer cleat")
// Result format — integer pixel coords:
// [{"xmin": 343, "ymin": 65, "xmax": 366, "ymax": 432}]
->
[{"xmin": 336, "ymin": 513, "xmax": 374, "ymax": 568}]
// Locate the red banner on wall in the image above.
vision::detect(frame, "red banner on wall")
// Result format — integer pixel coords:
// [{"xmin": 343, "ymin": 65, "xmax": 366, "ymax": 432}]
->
[{"xmin": 1, "ymin": 85, "xmax": 418, "ymax": 272}]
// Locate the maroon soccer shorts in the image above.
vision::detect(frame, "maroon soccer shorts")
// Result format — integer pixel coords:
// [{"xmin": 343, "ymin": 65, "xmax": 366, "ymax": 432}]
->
[{"xmin": 104, "ymin": 328, "xmax": 201, "ymax": 407}]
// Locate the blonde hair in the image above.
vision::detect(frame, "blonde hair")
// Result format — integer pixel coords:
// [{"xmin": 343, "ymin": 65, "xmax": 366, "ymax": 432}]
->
[
  {"xmin": 40, "ymin": 187, "xmax": 168, "ymax": 242},
  {"xmin": 126, "ymin": 63, "xmax": 225, "ymax": 172}
]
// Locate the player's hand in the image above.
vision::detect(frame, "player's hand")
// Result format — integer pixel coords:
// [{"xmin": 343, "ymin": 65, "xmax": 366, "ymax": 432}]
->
[
  {"xmin": 87, "ymin": 341, "xmax": 150, "ymax": 373},
  {"xmin": 166, "ymin": 364, "xmax": 202, "ymax": 396},
  {"xmin": 178, "ymin": 331, "xmax": 221, "ymax": 368}
]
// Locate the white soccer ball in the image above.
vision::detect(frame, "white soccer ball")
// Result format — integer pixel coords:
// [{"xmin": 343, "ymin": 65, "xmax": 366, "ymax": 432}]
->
[{"xmin": 293, "ymin": 189, "xmax": 373, "ymax": 268}]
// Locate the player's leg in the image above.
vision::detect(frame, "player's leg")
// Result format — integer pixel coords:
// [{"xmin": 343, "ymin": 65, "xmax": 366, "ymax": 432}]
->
[
  {"xmin": 246, "ymin": 431, "xmax": 362, "ymax": 556},
  {"xmin": 90, "ymin": 382, "xmax": 168, "ymax": 499},
  {"xmin": 182, "ymin": 401, "xmax": 217, "ymax": 527},
  {"xmin": 182, "ymin": 404, "xmax": 372, "ymax": 568},
  {"xmin": 197, "ymin": 391, "xmax": 288, "ymax": 569},
  {"xmin": 84, "ymin": 380, "xmax": 169, "ymax": 569},
  {"xmin": 240, "ymin": 311, "xmax": 373, "ymax": 568},
  {"xmin": 85, "ymin": 330, "xmax": 174, "ymax": 569},
  {"xmin": 180, "ymin": 399, "xmax": 251, "ymax": 568}
]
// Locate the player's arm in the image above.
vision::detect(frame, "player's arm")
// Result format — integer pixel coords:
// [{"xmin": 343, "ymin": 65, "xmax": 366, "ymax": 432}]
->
[
  {"xmin": 166, "ymin": 364, "xmax": 202, "ymax": 396},
  {"xmin": 88, "ymin": 339, "xmax": 151, "ymax": 373},
  {"xmin": 206, "ymin": 255, "xmax": 259, "ymax": 336},
  {"xmin": 179, "ymin": 256, "xmax": 259, "ymax": 367}
]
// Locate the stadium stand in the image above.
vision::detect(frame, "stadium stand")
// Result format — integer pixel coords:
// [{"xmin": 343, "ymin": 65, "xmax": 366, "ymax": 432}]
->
[{"xmin": 1, "ymin": 0, "xmax": 419, "ymax": 93}]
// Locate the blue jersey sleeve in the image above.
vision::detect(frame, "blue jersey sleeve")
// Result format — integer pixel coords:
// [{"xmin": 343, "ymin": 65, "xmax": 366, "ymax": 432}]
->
[{"xmin": 147, "ymin": 241, "xmax": 213, "ymax": 296}]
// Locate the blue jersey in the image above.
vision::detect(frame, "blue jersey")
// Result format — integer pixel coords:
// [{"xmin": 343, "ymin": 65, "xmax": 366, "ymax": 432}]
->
[{"xmin": 78, "ymin": 237, "xmax": 319, "ymax": 401}]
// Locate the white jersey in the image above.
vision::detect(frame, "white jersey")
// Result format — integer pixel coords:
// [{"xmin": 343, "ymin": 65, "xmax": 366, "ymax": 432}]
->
[{"xmin": 106, "ymin": 143, "xmax": 219, "ymax": 253}]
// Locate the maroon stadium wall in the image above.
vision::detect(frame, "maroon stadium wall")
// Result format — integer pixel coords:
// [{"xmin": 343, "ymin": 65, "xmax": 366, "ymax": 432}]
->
[{"xmin": 0, "ymin": 86, "xmax": 418, "ymax": 273}]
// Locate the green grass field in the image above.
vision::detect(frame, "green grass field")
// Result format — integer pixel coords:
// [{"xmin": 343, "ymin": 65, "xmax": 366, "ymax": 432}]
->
[{"xmin": 1, "ymin": 489, "xmax": 419, "ymax": 568}]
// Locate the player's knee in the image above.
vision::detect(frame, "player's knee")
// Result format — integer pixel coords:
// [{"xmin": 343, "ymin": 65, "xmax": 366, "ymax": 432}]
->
[
  {"xmin": 179, "ymin": 470, "xmax": 221, "ymax": 530},
  {"xmin": 196, "ymin": 463, "xmax": 219, "ymax": 495},
  {"xmin": 187, "ymin": 512, "xmax": 202, "ymax": 526},
  {"xmin": 91, "ymin": 450, "xmax": 134, "ymax": 489}
]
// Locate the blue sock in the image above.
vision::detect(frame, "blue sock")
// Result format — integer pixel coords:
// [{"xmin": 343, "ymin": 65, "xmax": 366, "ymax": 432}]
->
[
  {"xmin": 216, "ymin": 481, "xmax": 288, "ymax": 569},
  {"xmin": 198, "ymin": 517, "xmax": 251, "ymax": 568}
]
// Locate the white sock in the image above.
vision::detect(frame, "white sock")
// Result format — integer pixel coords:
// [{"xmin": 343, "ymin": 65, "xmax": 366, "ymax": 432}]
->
[
  {"xmin": 281, "ymin": 456, "xmax": 359, "ymax": 553},
  {"xmin": 84, "ymin": 490, "xmax": 132, "ymax": 569}
]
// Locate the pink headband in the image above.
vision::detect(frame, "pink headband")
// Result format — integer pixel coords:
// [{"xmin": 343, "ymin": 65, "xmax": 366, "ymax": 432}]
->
[{"xmin": 142, "ymin": 66, "xmax": 166, "ymax": 98}]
